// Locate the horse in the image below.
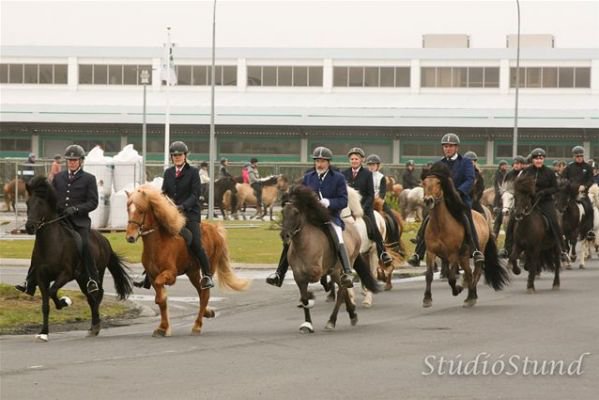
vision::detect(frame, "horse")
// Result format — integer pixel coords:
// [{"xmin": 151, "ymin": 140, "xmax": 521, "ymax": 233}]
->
[
  {"xmin": 398, "ymin": 187, "xmax": 424, "ymax": 222},
  {"xmin": 125, "ymin": 185, "xmax": 250, "ymax": 337},
  {"xmin": 510, "ymin": 175, "xmax": 561, "ymax": 292},
  {"xmin": 3, "ymin": 178, "xmax": 27, "ymax": 211},
  {"xmin": 228, "ymin": 175, "xmax": 289, "ymax": 220},
  {"xmin": 280, "ymin": 185, "xmax": 379, "ymax": 333},
  {"xmin": 340, "ymin": 187, "xmax": 387, "ymax": 307},
  {"xmin": 554, "ymin": 179, "xmax": 593, "ymax": 269},
  {"xmin": 24, "ymin": 176, "xmax": 133, "ymax": 341},
  {"xmin": 421, "ymin": 164, "xmax": 509, "ymax": 308},
  {"xmin": 480, "ymin": 187, "xmax": 495, "ymax": 214},
  {"xmin": 203, "ymin": 176, "xmax": 238, "ymax": 219},
  {"xmin": 589, "ymin": 183, "xmax": 599, "ymax": 255}
]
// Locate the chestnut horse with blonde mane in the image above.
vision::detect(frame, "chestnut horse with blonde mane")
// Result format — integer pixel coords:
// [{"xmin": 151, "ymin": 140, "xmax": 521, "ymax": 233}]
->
[
  {"xmin": 421, "ymin": 163, "xmax": 508, "ymax": 308},
  {"xmin": 126, "ymin": 185, "xmax": 250, "ymax": 337}
]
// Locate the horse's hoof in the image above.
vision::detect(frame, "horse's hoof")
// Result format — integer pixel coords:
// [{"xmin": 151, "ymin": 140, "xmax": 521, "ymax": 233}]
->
[
  {"xmin": 299, "ymin": 322, "xmax": 314, "ymax": 334},
  {"xmin": 362, "ymin": 300, "xmax": 372, "ymax": 308},
  {"xmin": 191, "ymin": 328, "xmax": 202, "ymax": 336},
  {"xmin": 204, "ymin": 308, "xmax": 216, "ymax": 318},
  {"xmin": 87, "ymin": 323, "xmax": 101, "ymax": 337},
  {"xmin": 35, "ymin": 334, "xmax": 48, "ymax": 342},
  {"xmin": 297, "ymin": 299, "xmax": 315, "ymax": 309},
  {"xmin": 463, "ymin": 299, "xmax": 476, "ymax": 308},
  {"xmin": 152, "ymin": 328, "xmax": 171, "ymax": 337},
  {"xmin": 552, "ymin": 285, "xmax": 560, "ymax": 291},
  {"xmin": 423, "ymin": 299, "xmax": 432, "ymax": 308},
  {"xmin": 350, "ymin": 315, "xmax": 358, "ymax": 326},
  {"xmin": 325, "ymin": 321, "xmax": 335, "ymax": 330},
  {"xmin": 59, "ymin": 296, "xmax": 72, "ymax": 308},
  {"xmin": 326, "ymin": 294, "xmax": 335, "ymax": 303},
  {"xmin": 579, "ymin": 265, "xmax": 585, "ymax": 269},
  {"xmin": 512, "ymin": 266, "xmax": 521, "ymax": 275},
  {"xmin": 384, "ymin": 282, "xmax": 392, "ymax": 291},
  {"xmin": 527, "ymin": 288, "xmax": 536, "ymax": 294}
]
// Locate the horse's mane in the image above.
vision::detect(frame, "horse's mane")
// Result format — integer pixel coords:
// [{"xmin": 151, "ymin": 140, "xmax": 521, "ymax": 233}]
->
[
  {"xmin": 287, "ymin": 184, "xmax": 331, "ymax": 226},
  {"xmin": 27, "ymin": 176, "xmax": 57, "ymax": 209},
  {"xmin": 128, "ymin": 184, "xmax": 185, "ymax": 236},
  {"xmin": 346, "ymin": 186, "xmax": 364, "ymax": 218},
  {"xmin": 423, "ymin": 162, "xmax": 465, "ymax": 222},
  {"xmin": 514, "ymin": 174, "xmax": 536, "ymax": 197}
]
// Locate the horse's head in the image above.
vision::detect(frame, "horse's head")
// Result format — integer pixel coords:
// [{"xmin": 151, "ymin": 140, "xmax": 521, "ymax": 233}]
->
[
  {"xmin": 276, "ymin": 175, "xmax": 289, "ymax": 192},
  {"xmin": 422, "ymin": 175, "xmax": 443, "ymax": 209},
  {"xmin": 500, "ymin": 182, "xmax": 515, "ymax": 215},
  {"xmin": 513, "ymin": 175, "xmax": 536, "ymax": 219},
  {"xmin": 280, "ymin": 201, "xmax": 303, "ymax": 244},
  {"xmin": 554, "ymin": 179, "xmax": 577, "ymax": 214},
  {"xmin": 25, "ymin": 176, "xmax": 57, "ymax": 234}
]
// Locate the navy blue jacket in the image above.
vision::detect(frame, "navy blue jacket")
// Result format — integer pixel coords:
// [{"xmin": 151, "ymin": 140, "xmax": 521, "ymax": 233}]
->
[
  {"xmin": 303, "ymin": 169, "xmax": 348, "ymax": 229},
  {"xmin": 437, "ymin": 154, "xmax": 475, "ymax": 208},
  {"xmin": 162, "ymin": 162, "xmax": 201, "ymax": 222},
  {"xmin": 342, "ymin": 166, "xmax": 375, "ymax": 214},
  {"xmin": 52, "ymin": 169, "xmax": 98, "ymax": 229}
]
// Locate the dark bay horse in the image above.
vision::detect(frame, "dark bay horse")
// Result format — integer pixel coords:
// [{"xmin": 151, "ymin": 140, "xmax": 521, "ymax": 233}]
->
[
  {"xmin": 511, "ymin": 175, "xmax": 561, "ymax": 292},
  {"xmin": 280, "ymin": 185, "xmax": 379, "ymax": 333},
  {"xmin": 421, "ymin": 164, "xmax": 508, "ymax": 308},
  {"xmin": 24, "ymin": 176, "xmax": 133, "ymax": 341},
  {"xmin": 201, "ymin": 176, "xmax": 238, "ymax": 219},
  {"xmin": 126, "ymin": 185, "xmax": 250, "ymax": 337}
]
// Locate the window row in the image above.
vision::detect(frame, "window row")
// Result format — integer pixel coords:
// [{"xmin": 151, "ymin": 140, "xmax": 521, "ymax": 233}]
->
[
  {"xmin": 421, "ymin": 67, "xmax": 499, "ymax": 88},
  {"xmin": 333, "ymin": 66, "xmax": 410, "ymax": 87},
  {"xmin": 509, "ymin": 67, "xmax": 590, "ymax": 88},
  {"xmin": 0, "ymin": 64, "xmax": 68, "ymax": 84},
  {"xmin": 79, "ymin": 64, "xmax": 153, "ymax": 85},
  {"xmin": 175, "ymin": 65, "xmax": 237, "ymax": 86},
  {"xmin": 247, "ymin": 66, "xmax": 323, "ymax": 87}
]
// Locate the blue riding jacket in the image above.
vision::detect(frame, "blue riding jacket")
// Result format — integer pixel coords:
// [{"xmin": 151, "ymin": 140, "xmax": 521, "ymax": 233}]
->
[
  {"xmin": 437, "ymin": 154, "xmax": 475, "ymax": 208},
  {"xmin": 303, "ymin": 168, "xmax": 348, "ymax": 229}
]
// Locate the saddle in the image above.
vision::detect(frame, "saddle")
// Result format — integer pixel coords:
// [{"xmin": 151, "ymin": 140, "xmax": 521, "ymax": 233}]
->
[
  {"xmin": 61, "ymin": 220, "xmax": 84, "ymax": 258},
  {"xmin": 362, "ymin": 214, "xmax": 378, "ymax": 240}
]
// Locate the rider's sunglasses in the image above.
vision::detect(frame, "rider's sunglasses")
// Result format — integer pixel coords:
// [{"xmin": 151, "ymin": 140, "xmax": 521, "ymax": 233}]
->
[
  {"xmin": 532, "ymin": 155, "xmax": 545, "ymax": 160},
  {"xmin": 575, "ymin": 155, "xmax": 584, "ymax": 158}
]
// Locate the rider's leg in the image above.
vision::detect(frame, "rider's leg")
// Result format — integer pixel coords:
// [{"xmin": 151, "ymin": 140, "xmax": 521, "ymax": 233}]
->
[
  {"xmin": 581, "ymin": 197, "xmax": 596, "ymax": 239},
  {"xmin": 326, "ymin": 222, "xmax": 354, "ymax": 288},
  {"xmin": 408, "ymin": 215, "xmax": 429, "ymax": 266},
  {"xmin": 251, "ymin": 182, "xmax": 263, "ymax": 215},
  {"xmin": 78, "ymin": 227, "xmax": 100, "ymax": 294},
  {"xmin": 493, "ymin": 211, "xmax": 503, "ymax": 239},
  {"xmin": 15, "ymin": 264, "xmax": 37, "ymax": 296},
  {"xmin": 382, "ymin": 203, "xmax": 402, "ymax": 252},
  {"xmin": 500, "ymin": 216, "xmax": 515, "ymax": 258},
  {"xmin": 187, "ymin": 220, "xmax": 214, "ymax": 289},
  {"xmin": 265, "ymin": 243, "xmax": 290, "ymax": 287},
  {"xmin": 461, "ymin": 209, "xmax": 485, "ymax": 266},
  {"xmin": 365, "ymin": 210, "xmax": 392, "ymax": 266}
]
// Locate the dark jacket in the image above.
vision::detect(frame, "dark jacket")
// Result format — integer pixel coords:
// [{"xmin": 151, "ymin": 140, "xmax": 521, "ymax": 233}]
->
[
  {"xmin": 494, "ymin": 169, "xmax": 507, "ymax": 194},
  {"xmin": 162, "ymin": 162, "xmax": 201, "ymax": 222},
  {"xmin": 303, "ymin": 169, "xmax": 348, "ymax": 228},
  {"xmin": 437, "ymin": 154, "xmax": 475, "ymax": 208},
  {"xmin": 505, "ymin": 168, "xmax": 524, "ymax": 183},
  {"xmin": 522, "ymin": 165, "xmax": 557, "ymax": 203},
  {"xmin": 52, "ymin": 169, "xmax": 98, "ymax": 229},
  {"xmin": 564, "ymin": 161, "xmax": 594, "ymax": 190},
  {"xmin": 342, "ymin": 166, "xmax": 375, "ymax": 214},
  {"xmin": 401, "ymin": 169, "xmax": 419, "ymax": 189},
  {"xmin": 219, "ymin": 166, "xmax": 232, "ymax": 179}
]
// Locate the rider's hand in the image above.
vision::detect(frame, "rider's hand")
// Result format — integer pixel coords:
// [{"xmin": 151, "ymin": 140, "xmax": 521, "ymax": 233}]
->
[
  {"xmin": 64, "ymin": 206, "xmax": 78, "ymax": 216},
  {"xmin": 319, "ymin": 198, "xmax": 330, "ymax": 208}
]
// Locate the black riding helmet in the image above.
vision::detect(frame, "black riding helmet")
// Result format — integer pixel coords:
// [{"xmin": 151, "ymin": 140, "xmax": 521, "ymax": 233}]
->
[
  {"xmin": 441, "ymin": 133, "xmax": 460, "ymax": 145},
  {"xmin": 464, "ymin": 151, "xmax": 478, "ymax": 161},
  {"xmin": 64, "ymin": 144, "xmax": 86, "ymax": 160},
  {"xmin": 347, "ymin": 147, "xmax": 365, "ymax": 158},
  {"xmin": 530, "ymin": 148, "xmax": 546, "ymax": 158},
  {"xmin": 366, "ymin": 154, "xmax": 382, "ymax": 164},
  {"xmin": 572, "ymin": 145, "xmax": 585, "ymax": 156},
  {"xmin": 312, "ymin": 146, "xmax": 333, "ymax": 160},
  {"xmin": 169, "ymin": 141, "xmax": 188, "ymax": 155}
]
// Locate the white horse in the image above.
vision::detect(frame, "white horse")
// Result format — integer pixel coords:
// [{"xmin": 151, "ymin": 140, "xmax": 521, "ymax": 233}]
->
[
  {"xmin": 342, "ymin": 186, "xmax": 386, "ymax": 308},
  {"xmin": 399, "ymin": 187, "xmax": 424, "ymax": 222},
  {"xmin": 583, "ymin": 183, "xmax": 599, "ymax": 260}
]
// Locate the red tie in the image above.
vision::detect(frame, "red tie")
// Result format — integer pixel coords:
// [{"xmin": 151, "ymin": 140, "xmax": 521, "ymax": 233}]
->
[{"xmin": 176, "ymin": 169, "xmax": 181, "ymax": 178}]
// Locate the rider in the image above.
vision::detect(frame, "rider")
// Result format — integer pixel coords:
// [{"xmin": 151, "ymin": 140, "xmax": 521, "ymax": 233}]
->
[
  {"xmin": 199, "ymin": 161, "xmax": 210, "ymax": 203},
  {"xmin": 492, "ymin": 160, "xmax": 509, "ymax": 238},
  {"xmin": 248, "ymin": 157, "xmax": 264, "ymax": 213},
  {"xmin": 219, "ymin": 157, "xmax": 232, "ymax": 178},
  {"xmin": 563, "ymin": 145, "xmax": 595, "ymax": 239},
  {"xmin": 402, "ymin": 160, "xmax": 419, "ymax": 189},
  {"xmin": 407, "ymin": 133, "xmax": 485, "ymax": 268},
  {"xmin": 343, "ymin": 147, "xmax": 393, "ymax": 267},
  {"xmin": 16, "ymin": 145, "xmax": 100, "ymax": 296},
  {"xmin": 497, "ymin": 155, "xmax": 527, "ymax": 257},
  {"xmin": 503, "ymin": 148, "xmax": 563, "ymax": 259},
  {"xmin": 265, "ymin": 146, "xmax": 354, "ymax": 288},
  {"xmin": 164, "ymin": 141, "xmax": 214, "ymax": 289},
  {"xmin": 366, "ymin": 154, "xmax": 402, "ymax": 254},
  {"xmin": 463, "ymin": 151, "xmax": 485, "ymax": 214}
]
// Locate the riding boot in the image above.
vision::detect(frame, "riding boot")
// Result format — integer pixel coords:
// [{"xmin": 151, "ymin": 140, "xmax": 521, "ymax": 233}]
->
[
  {"xmin": 461, "ymin": 211, "xmax": 485, "ymax": 267},
  {"xmin": 199, "ymin": 259, "xmax": 215, "ymax": 290},
  {"xmin": 327, "ymin": 223, "xmax": 353, "ymax": 288},
  {"xmin": 408, "ymin": 216, "xmax": 428, "ymax": 266},
  {"xmin": 369, "ymin": 219, "xmax": 392, "ymax": 266},
  {"xmin": 15, "ymin": 265, "xmax": 37, "ymax": 296},
  {"xmin": 82, "ymin": 246, "xmax": 100, "ymax": 295},
  {"xmin": 493, "ymin": 211, "xmax": 503, "ymax": 239},
  {"xmin": 266, "ymin": 244, "xmax": 290, "ymax": 287}
]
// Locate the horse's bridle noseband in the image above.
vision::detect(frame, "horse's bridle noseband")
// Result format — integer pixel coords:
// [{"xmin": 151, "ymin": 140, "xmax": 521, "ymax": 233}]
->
[
  {"xmin": 127, "ymin": 210, "xmax": 156, "ymax": 240},
  {"xmin": 514, "ymin": 197, "xmax": 541, "ymax": 221}
]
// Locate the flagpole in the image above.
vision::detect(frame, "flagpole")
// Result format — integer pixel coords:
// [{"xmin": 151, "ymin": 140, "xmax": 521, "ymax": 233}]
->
[
  {"xmin": 207, "ymin": 0, "xmax": 217, "ymax": 220},
  {"xmin": 164, "ymin": 26, "xmax": 172, "ymax": 170}
]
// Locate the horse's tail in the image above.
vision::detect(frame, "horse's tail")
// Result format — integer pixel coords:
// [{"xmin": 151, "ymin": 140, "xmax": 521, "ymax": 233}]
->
[
  {"xmin": 483, "ymin": 238, "xmax": 510, "ymax": 291},
  {"xmin": 353, "ymin": 254, "xmax": 380, "ymax": 293},
  {"xmin": 107, "ymin": 251, "xmax": 134, "ymax": 300},
  {"xmin": 210, "ymin": 224, "xmax": 251, "ymax": 291}
]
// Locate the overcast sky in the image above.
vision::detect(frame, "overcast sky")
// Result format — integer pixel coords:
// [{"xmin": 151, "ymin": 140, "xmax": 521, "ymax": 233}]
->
[{"xmin": 1, "ymin": 0, "xmax": 598, "ymax": 48}]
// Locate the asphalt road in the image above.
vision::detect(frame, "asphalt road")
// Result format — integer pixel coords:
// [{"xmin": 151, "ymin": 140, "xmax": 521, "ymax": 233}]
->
[{"xmin": 1, "ymin": 261, "xmax": 599, "ymax": 400}]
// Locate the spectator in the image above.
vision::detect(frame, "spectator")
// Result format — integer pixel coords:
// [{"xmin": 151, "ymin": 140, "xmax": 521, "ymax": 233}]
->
[{"xmin": 48, "ymin": 154, "xmax": 62, "ymax": 182}]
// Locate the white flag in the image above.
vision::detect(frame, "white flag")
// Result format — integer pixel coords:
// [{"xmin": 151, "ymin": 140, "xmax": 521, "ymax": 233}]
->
[{"xmin": 161, "ymin": 42, "xmax": 177, "ymax": 86}]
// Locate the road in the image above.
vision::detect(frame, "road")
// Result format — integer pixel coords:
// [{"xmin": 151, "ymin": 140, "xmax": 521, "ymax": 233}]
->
[{"xmin": 1, "ymin": 261, "xmax": 599, "ymax": 400}]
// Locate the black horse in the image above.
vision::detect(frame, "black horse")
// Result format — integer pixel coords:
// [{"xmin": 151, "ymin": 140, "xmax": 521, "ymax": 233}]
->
[
  {"xmin": 510, "ymin": 175, "xmax": 560, "ymax": 293},
  {"xmin": 201, "ymin": 176, "xmax": 238, "ymax": 219},
  {"xmin": 24, "ymin": 176, "xmax": 133, "ymax": 341}
]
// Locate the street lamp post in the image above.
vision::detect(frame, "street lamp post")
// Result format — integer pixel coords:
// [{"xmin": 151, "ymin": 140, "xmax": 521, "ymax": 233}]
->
[
  {"xmin": 512, "ymin": 0, "xmax": 521, "ymax": 159},
  {"xmin": 208, "ymin": 0, "xmax": 217, "ymax": 220},
  {"xmin": 140, "ymin": 69, "xmax": 150, "ymax": 181}
]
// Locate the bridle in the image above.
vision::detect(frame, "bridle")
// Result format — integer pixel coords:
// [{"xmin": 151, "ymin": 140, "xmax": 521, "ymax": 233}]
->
[
  {"xmin": 281, "ymin": 203, "xmax": 303, "ymax": 242},
  {"xmin": 127, "ymin": 207, "xmax": 157, "ymax": 240},
  {"xmin": 28, "ymin": 214, "xmax": 68, "ymax": 232},
  {"xmin": 514, "ymin": 196, "xmax": 541, "ymax": 221}
]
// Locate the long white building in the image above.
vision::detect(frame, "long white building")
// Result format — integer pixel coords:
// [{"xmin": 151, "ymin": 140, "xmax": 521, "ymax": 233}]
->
[{"xmin": 1, "ymin": 0, "xmax": 598, "ymax": 164}]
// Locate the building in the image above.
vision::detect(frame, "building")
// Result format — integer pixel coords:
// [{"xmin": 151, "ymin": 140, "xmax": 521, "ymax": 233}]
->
[{"xmin": 1, "ymin": 1, "xmax": 598, "ymax": 164}]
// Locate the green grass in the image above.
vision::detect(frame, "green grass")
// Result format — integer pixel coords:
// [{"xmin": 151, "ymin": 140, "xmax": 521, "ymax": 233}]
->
[{"xmin": 0, "ymin": 283, "xmax": 134, "ymax": 334}]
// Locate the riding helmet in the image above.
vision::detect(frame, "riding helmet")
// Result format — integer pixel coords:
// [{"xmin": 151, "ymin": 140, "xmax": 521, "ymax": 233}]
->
[
  {"xmin": 64, "ymin": 144, "xmax": 86, "ymax": 160},
  {"xmin": 498, "ymin": 160, "xmax": 508, "ymax": 166},
  {"xmin": 513, "ymin": 155, "xmax": 526, "ymax": 164},
  {"xmin": 347, "ymin": 147, "xmax": 365, "ymax": 158},
  {"xmin": 169, "ymin": 141, "xmax": 188, "ymax": 155},
  {"xmin": 406, "ymin": 160, "xmax": 415, "ymax": 167},
  {"xmin": 250, "ymin": 157, "xmax": 258, "ymax": 164},
  {"xmin": 572, "ymin": 145, "xmax": 585, "ymax": 155},
  {"xmin": 441, "ymin": 133, "xmax": 460, "ymax": 145},
  {"xmin": 312, "ymin": 146, "xmax": 333, "ymax": 160},
  {"xmin": 530, "ymin": 148, "xmax": 546, "ymax": 158},
  {"xmin": 463, "ymin": 151, "xmax": 478, "ymax": 161},
  {"xmin": 220, "ymin": 157, "xmax": 228, "ymax": 165},
  {"xmin": 366, "ymin": 154, "xmax": 382, "ymax": 164}
]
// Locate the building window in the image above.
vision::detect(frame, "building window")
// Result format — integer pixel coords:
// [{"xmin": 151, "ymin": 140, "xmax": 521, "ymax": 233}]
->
[
  {"xmin": 421, "ymin": 67, "xmax": 499, "ymax": 88},
  {"xmin": 496, "ymin": 142, "xmax": 573, "ymax": 160},
  {"xmin": 333, "ymin": 66, "xmax": 410, "ymax": 87},
  {"xmin": 79, "ymin": 64, "xmax": 152, "ymax": 85},
  {"xmin": 174, "ymin": 65, "xmax": 236, "ymax": 86},
  {"xmin": 0, "ymin": 63, "xmax": 69, "ymax": 84},
  {"xmin": 246, "ymin": 66, "xmax": 323, "ymax": 87},
  {"xmin": 510, "ymin": 67, "xmax": 591, "ymax": 88},
  {"xmin": 0, "ymin": 136, "xmax": 31, "ymax": 152},
  {"xmin": 220, "ymin": 137, "xmax": 301, "ymax": 159}
]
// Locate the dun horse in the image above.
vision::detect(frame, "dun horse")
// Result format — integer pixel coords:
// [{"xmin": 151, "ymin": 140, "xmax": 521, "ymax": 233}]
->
[
  {"xmin": 24, "ymin": 176, "xmax": 133, "ymax": 341},
  {"xmin": 421, "ymin": 164, "xmax": 508, "ymax": 308},
  {"xmin": 126, "ymin": 185, "xmax": 250, "ymax": 337},
  {"xmin": 226, "ymin": 175, "xmax": 289, "ymax": 220},
  {"xmin": 4, "ymin": 178, "xmax": 27, "ymax": 212},
  {"xmin": 280, "ymin": 185, "xmax": 379, "ymax": 333}
]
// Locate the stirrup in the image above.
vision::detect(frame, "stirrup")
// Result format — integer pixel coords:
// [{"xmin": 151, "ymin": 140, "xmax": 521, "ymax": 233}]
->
[
  {"xmin": 265, "ymin": 272, "xmax": 284, "ymax": 287},
  {"xmin": 472, "ymin": 250, "xmax": 485, "ymax": 265},
  {"xmin": 15, "ymin": 281, "xmax": 30, "ymax": 294},
  {"xmin": 86, "ymin": 279, "xmax": 100, "ymax": 294},
  {"xmin": 200, "ymin": 275, "xmax": 215, "ymax": 290},
  {"xmin": 407, "ymin": 254, "xmax": 421, "ymax": 267}
]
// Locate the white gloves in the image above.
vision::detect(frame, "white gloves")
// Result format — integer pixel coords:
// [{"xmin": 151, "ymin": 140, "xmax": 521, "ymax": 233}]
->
[{"xmin": 320, "ymin": 198, "xmax": 330, "ymax": 208}]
